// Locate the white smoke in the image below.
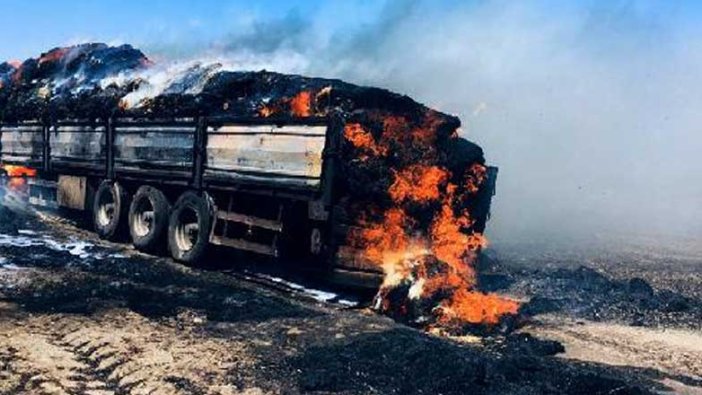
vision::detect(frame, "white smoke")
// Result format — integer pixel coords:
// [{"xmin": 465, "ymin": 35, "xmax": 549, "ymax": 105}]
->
[
  {"xmin": 140, "ymin": 0, "xmax": 702, "ymax": 241},
  {"xmin": 98, "ymin": 51, "xmax": 311, "ymax": 109},
  {"xmin": 101, "ymin": 61, "xmax": 224, "ymax": 108}
]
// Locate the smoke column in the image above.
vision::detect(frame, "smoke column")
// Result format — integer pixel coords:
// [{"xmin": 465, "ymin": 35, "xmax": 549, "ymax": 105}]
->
[{"xmin": 107, "ymin": 1, "xmax": 702, "ymax": 241}]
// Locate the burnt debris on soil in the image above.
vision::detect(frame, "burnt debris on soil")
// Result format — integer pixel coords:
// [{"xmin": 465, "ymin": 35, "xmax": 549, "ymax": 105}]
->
[
  {"xmin": 479, "ymin": 254, "xmax": 702, "ymax": 330},
  {"xmin": 519, "ymin": 265, "xmax": 701, "ymax": 328},
  {"xmin": 1, "ymin": 205, "xmax": 699, "ymax": 394},
  {"xmin": 283, "ymin": 327, "xmax": 665, "ymax": 395}
]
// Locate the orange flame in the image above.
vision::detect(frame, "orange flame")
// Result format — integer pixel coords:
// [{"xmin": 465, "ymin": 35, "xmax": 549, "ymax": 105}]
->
[
  {"xmin": 343, "ymin": 123, "xmax": 387, "ymax": 159},
  {"xmin": 343, "ymin": 115, "xmax": 519, "ymax": 328},
  {"xmin": 465, "ymin": 163, "xmax": 487, "ymax": 194},
  {"xmin": 437, "ymin": 288, "xmax": 520, "ymax": 325},
  {"xmin": 290, "ymin": 91, "xmax": 312, "ymax": 117},
  {"xmin": 259, "ymin": 105, "xmax": 274, "ymax": 118},
  {"xmin": 429, "ymin": 200, "xmax": 477, "ymax": 286},
  {"xmin": 6, "ymin": 176, "xmax": 27, "ymax": 190},
  {"xmin": 3, "ymin": 165, "xmax": 37, "ymax": 177},
  {"xmin": 351, "ymin": 208, "xmax": 427, "ymax": 288},
  {"xmin": 389, "ymin": 165, "xmax": 449, "ymax": 204}
]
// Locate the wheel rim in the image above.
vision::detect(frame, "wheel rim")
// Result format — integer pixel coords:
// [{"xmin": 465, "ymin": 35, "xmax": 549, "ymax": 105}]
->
[
  {"xmin": 96, "ymin": 189, "xmax": 116, "ymax": 227},
  {"xmin": 175, "ymin": 205, "xmax": 199, "ymax": 253},
  {"xmin": 133, "ymin": 196, "xmax": 154, "ymax": 238}
]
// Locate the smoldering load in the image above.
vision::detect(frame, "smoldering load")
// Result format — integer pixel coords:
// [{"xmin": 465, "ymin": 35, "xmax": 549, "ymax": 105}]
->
[{"xmin": 0, "ymin": 43, "xmax": 519, "ymax": 334}]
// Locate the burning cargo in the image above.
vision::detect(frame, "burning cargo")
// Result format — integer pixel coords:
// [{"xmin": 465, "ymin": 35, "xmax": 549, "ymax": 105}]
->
[{"xmin": 0, "ymin": 43, "xmax": 518, "ymax": 332}]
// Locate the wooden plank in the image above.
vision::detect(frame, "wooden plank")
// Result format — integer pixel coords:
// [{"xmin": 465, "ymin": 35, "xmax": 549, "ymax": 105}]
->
[
  {"xmin": 114, "ymin": 158, "xmax": 193, "ymax": 169},
  {"xmin": 210, "ymin": 235, "xmax": 277, "ymax": 257},
  {"xmin": 203, "ymin": 169, "xmax": 321, "ymax": 189},
  {"xmin": 328, "ymin": 268, "xmax": 382, "ymax": 289},
  {"xmin": 113, "ymin": 125, "xmax": 195, "ymax": 172},
  {"xmin": 50, "ymin": 125, "xmax": 106, "ymax": 162},
  {"xmin": 208, "ymin": 124, "xmax": 326, "ymax": 136},
  {"xmin": 205, "ymin": 125, "xmax": 326, "ymax": 185},
  {"xmin": 113, "ymin": 117, "xmax": 196, "ymax": 126},
  {"xmin": 54, "ymin": 126, "xmax": 105, "ymax": 132},
  {"xmin": 336, "ymin": 245, "xmax": 382, "ymax": 272},
  {"xmin": 0, "ymin": 124, "xmax": 44, "ymax": 160},
  {"xmin": 215, "ymin": 210, "xmax": 283, "ymax": 232},
  {"xmin": 116, "ymin": 126, "xmax": 195, "ymax": 134},
  {"xmin": 56, "ymin": 175, "xmax": 87, "ymax": 210}
]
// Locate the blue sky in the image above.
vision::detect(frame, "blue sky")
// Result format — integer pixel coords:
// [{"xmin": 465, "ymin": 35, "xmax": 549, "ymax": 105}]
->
[
  {"xmin": 2, "ymin": 0, "xmax": 700, "ymax": 61},
  {"xmin": 0, "ymin": 0, "xmax": 388, "ymax": 61}
]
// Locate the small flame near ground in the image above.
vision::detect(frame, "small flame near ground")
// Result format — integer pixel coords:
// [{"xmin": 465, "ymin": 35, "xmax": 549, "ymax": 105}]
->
[
  {"xmin": 3, "ymin": 165, "xmax": 37, "ymax": 178},
  {"xmin": 1, "ymin": 165, "xmax": 36, "ymax": 193},
  {"xmin": 344, "ymin": 119, "xmax": 520, "ymax": 331}
]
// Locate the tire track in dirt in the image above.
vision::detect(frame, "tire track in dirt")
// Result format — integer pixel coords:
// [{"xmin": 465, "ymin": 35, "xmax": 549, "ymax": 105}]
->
[
  {"xmin": 0, "ymin": 320, "xmax": 111, "ymax": 394},
  {"xmin": 0, "ymin": 304, "xmax": 123, "ymax": 395},
  {"xmin": 0, "ymin": 301, "xmax": 265, "ymax": 395}
]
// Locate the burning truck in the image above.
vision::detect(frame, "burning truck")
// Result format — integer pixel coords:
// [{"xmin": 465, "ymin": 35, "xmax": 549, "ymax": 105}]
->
[{"xmin": 0, "ymin": 44, "xmax": 518, "ymax": 332}]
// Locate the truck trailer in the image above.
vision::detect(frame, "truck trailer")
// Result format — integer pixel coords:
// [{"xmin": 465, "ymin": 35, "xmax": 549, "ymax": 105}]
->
[
  {"xmin": 0, "ymin": 114, "xmax": 496, "ymax": 287},
  {"xmin": 0, "ymin": 44, "xmax": 497, "ymax": 289}
]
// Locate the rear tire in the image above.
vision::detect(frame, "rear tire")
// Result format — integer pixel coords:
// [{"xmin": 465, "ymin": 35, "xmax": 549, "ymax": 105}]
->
[
  {"xmin": 129, "ymin": 186, "xmax": 170, "ymax": 253},
  {"xmin": 93, "ymin": 180, "xmax": 129, "ymax": 240},
  {"xmin": 168, "ymin": 191, "xmax": 211, "ymax": 265}
]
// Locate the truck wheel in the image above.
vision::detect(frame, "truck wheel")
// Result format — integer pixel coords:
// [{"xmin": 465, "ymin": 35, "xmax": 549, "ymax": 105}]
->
[
  {"xmin": 129, "ymin": 186, "xmax": 170, "ymax": 253},
  {"xmin": 168, "ymin": 191, "xmax": 211, "ymax": 265},
  {"xmin": 93, "ymin": 180, "xmax": 129, "ymax": 240}
]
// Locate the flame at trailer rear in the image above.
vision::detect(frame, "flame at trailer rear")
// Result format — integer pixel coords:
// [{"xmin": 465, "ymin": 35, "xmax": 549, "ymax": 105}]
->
[
  {"xmin": 389, "ymin": 165, "xmax": 449, "ymax": 204},
  {"xmin": 343, "ymin": 123, "xmax": 387, "ymax": 159},
  {"xmin": 345, "ymin": 119, "xmax": 519, "ymax": 330}
]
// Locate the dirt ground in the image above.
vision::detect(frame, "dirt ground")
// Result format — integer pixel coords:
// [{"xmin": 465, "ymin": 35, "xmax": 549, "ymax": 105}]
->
[{"xmin": 0, "ymin": 197, "xmax": 701, "ymax": 394}]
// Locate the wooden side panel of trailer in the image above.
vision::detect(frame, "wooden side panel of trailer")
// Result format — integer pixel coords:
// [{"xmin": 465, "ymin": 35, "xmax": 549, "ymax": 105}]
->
[
  {"xmin": 0, "ymin": 122, "xmax": 44, "ymax": 167},
  {"xmin": 50, "ymin": 122, "xmax": 106, "ymax": 173},
  {"xmin": 204, "ymin": 124, "xmax": 327, "ymax": 190},
  {"xmin": 113, "ymin": 120, "xmax": 196, "ymax": 180},
  {"xmin": 0, "ymin": 117, "xmax": 334, "ymax": 194}
]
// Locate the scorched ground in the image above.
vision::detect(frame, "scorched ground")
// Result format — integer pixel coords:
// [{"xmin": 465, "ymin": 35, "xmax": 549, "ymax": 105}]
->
[{"xmin": 0, "ymin": 191, "xmax": 701, "ymax": 394}]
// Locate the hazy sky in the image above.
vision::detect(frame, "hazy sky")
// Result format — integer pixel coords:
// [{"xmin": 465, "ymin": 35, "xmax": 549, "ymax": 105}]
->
[{"xmin": 2, "ymin": 0, "xmax": 701, "ymax": 241}]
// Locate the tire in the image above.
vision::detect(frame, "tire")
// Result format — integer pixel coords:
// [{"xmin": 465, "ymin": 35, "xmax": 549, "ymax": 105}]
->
[
  {"xmin": 168, "ymin": 191, "xmax": 212, "ymax": 265},
  {"xmin": 93, "ymin": 180, "xmax": 129, "ymax": 240},
  {"xmin": 129, "ymin": 186, "xmax": 170, "ymax": 253}
]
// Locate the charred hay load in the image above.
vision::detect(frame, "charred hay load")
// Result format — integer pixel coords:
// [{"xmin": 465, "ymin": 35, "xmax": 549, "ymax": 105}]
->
[{"xmin": 0, "ymin": 44, "xmax": 519, "ymax": 333}]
